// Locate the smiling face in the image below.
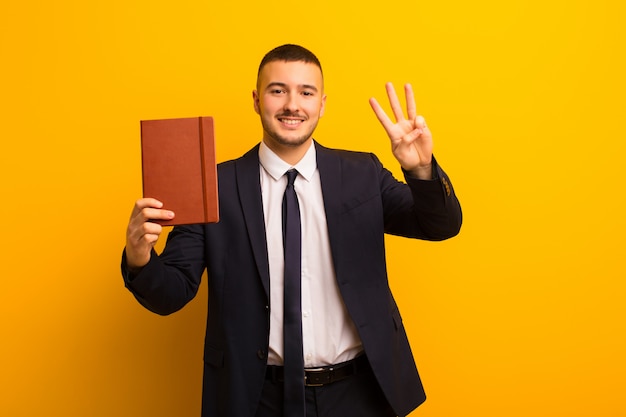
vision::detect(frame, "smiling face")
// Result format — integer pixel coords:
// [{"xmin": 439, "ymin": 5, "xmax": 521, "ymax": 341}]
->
[{"xmin": 253, "ymin": 60, "xmax": 326, "ymax": 161}]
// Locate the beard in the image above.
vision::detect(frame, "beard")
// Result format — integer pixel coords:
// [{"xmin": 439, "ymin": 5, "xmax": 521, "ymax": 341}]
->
[{"xmin": 260, "ymin": 113, "xmax": 319, "ymax": 148}]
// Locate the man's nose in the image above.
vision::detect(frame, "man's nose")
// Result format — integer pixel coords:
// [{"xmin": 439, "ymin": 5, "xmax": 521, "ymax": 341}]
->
[{"xmin": 283, "ymin": 93, "xmax": 299, "ymax": 112}]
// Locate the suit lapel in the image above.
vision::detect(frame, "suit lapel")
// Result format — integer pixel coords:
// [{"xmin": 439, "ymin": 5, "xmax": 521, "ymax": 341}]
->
[
  {"xmin": 315, "ymin": 142, "xmax": 344, "ymax": 273},
  {"xmin": 235, "ymin": 142, "xmax": 346, "ymax": 299},
  {"xmin": 235, "ymin": 145, "xmax": 270, "ymax": 298}
]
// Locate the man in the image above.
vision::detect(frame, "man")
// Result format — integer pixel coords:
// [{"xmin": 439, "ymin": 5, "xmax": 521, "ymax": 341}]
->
[{"xmin": 123, "ymin": 44, "xmax": 462, "ymax": 417}]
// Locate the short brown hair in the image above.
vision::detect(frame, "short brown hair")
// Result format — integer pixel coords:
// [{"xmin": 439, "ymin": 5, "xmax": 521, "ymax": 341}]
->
[{"xmin": 257, "ymin": 44, "xmax": 323, "ymax": 78}]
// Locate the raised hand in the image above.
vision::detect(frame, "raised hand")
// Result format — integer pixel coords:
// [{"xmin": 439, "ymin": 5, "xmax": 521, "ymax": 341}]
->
[{"xmin": 369, "ymin": 82, "xmax": 433, "ymax": 179}]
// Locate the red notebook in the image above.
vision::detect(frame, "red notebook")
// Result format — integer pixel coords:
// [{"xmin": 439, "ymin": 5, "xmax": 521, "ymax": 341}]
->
[{"xmin": 140, "ymin": 116, "xmax": 219, "ymax": 226}]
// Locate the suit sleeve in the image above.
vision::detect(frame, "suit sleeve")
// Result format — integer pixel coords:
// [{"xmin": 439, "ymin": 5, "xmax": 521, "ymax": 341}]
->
[
  {"xmin": 121, "ymin": 224, "xmax": 206, "ymax": 315},
  {"xmin": 380, "ymin": 155, "xmax": 462, "ymax": 241}
]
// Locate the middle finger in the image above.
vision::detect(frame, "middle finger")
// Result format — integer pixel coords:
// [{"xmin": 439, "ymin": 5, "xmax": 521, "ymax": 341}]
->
[{"xmin": 386, "ymin": 82, "xmax": 405, "ymax": 122}]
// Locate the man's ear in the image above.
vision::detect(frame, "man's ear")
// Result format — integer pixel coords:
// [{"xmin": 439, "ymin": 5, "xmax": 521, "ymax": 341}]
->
[
  {"xmin": 252, "ymin": 90, "xmax": 260, "ymax": 115},
  {"xmin": 319, "ymin": 94, "xmax": 327, "ymax": 118}
]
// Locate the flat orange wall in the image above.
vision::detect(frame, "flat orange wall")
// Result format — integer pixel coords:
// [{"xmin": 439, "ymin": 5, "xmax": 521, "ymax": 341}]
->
[{"xmin": 1, "ymin": 1, "xmax": 624, "ymax": 416}]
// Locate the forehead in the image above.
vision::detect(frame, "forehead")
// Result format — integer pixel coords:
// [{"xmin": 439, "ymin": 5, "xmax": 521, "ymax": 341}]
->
[{"xmin": 258, "ymin": 60, "xmax": 323, "ymax": 89}]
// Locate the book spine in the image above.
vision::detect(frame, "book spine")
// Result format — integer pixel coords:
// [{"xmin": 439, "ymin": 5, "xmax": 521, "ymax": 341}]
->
[{"xmin": 198, "ymin": 117, "xmax": 209, "ymax": 223}]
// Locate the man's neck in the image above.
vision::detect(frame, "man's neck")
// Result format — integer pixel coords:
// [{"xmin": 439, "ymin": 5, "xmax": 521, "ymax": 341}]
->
[{"xmin": 262, "ymin": 138, "xmax": 314, "ymax": 166}]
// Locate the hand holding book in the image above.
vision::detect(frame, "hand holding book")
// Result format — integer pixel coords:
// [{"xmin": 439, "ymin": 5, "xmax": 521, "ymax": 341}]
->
[
  {"xmin": 125, "ymin": 197, "xmax": 174, "ymax": 270},
  {"xmin": 124, "ymin": 116, "xmax": 219, "ymax": 270}
]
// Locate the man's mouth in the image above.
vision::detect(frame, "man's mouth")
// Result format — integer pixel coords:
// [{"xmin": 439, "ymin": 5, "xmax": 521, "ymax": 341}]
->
[
  {"xmin": 278, "ymin": 117, "xmax": 305, "ymax": 126},
  {"xmin": 280, "ymin": 119, "xmax": 302, "ymax": 125}
]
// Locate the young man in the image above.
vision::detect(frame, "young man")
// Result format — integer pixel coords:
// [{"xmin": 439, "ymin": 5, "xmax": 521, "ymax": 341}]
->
[{"xmin": 123, "ymin": 44, "xmax": 462, "ymax": 417}]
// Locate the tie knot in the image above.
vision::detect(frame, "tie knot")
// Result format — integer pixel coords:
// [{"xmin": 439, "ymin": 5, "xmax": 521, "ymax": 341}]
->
[{"xmin": 285, "ymin": 169, "xmax": 298, "ymax": 187}]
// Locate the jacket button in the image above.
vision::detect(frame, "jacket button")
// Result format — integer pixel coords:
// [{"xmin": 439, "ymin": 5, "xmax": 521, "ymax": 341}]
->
[{"xmin": 257, "ymin": 349, "xmax": 267, "ymax": 360}]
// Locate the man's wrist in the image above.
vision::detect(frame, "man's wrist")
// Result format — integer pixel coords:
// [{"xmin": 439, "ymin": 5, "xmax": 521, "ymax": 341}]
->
[
  {"xmin": 407, "ymin": 163, "xmax": 433, "ymax": 180},
  {"xmin": 123, "ymin": 248, "xmax": 149, "ymax": 276}
]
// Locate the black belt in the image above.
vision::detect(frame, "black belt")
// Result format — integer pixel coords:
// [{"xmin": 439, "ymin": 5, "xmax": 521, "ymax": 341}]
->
[{"xmin": 265, "ymin": 355, "xmax": 370, "ymax": 387}]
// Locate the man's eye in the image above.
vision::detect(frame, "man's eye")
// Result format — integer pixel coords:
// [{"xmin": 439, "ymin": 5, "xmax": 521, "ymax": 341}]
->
[
  {"xmin": 302, "ymin": 91, "xmax": 314, "ymax": 96},
  {"xmin": 271, "ymin": 89, "xmax": 285, "ymax": 94}
]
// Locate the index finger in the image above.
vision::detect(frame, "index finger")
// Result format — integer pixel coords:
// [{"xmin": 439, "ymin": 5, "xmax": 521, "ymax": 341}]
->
[
  {"xmin": 369, "ymin": 97, "xmax": 394, "ymax": 132},
  {"xmin": 133, "ymin": 197, "xmax": 164, "ymax": 212},
  {"xmin": 130, "ymin": 198, "xmax": 167, "ymax": 220}
]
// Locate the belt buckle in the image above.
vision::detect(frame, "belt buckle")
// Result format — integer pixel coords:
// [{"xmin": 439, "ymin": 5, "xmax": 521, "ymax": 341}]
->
[{"xmin": 304, "ymin": 367, "xmax": 333, "ymax": 387}]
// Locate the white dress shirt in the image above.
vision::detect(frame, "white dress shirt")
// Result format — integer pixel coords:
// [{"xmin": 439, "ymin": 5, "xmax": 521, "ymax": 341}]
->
[{"xmin": 258, "ymin": 141, "xmax": 363, "ymax": 367}]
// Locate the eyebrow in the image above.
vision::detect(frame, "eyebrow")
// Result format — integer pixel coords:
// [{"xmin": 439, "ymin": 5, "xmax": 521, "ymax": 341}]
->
[{"xmin": 265, "ymin": 82, "xmax": 319, "ymax": 92}]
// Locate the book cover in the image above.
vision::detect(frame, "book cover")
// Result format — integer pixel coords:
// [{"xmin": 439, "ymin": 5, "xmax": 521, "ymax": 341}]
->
[{"xmin": 140, "ymin": 116, "xmax": 219, "ymax": 226}]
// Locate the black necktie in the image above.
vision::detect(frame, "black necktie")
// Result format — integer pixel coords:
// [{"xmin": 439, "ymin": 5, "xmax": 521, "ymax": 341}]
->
[{"xmin": 282, "ymin": 169, "xmax": 305, "ymax": 416}]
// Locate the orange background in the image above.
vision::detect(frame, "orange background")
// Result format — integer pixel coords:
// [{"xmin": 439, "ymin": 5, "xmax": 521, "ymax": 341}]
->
[{"xmin": 1, "ymin": 0, "xmax": 624, "ymax": 416}]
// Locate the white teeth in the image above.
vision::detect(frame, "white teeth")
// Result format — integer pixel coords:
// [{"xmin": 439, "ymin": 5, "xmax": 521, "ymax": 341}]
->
[{"xmin": 281, "ymin": 119, "xmax": 302, "ymax": 125}]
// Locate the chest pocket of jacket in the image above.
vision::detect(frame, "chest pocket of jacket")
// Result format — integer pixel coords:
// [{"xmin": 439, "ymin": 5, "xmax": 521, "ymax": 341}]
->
[{"xmin": 341, "ymin": 191, "xmax": 379, "ymax": 215}]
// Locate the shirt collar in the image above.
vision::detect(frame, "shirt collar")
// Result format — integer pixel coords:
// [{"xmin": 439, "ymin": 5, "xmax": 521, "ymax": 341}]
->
[{"xmin": 259, "ymin": 140, "xmax": 317, "ymax": 182}]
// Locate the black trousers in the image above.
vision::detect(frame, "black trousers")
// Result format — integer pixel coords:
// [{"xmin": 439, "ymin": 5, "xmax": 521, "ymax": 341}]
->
[{"xmin": 255, "ymin": 359, "xmax": 396, "ymax": 417}]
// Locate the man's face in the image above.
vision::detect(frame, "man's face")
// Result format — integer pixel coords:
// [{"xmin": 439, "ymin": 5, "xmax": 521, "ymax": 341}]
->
[{"xmin": 253, "ymin": 60, "xmax": 326, "ymax": 152}]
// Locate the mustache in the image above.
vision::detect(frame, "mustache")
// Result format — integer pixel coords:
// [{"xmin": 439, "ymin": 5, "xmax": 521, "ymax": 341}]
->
[{"xmin": 277, "ymin": 112, "xmax": 306, "ymax": 119}]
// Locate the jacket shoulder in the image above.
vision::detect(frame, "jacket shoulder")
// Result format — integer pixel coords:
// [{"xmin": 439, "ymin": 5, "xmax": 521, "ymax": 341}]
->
[{"xmin": 315, "ymin": 142, "xmax": 383, "ymax": 168}]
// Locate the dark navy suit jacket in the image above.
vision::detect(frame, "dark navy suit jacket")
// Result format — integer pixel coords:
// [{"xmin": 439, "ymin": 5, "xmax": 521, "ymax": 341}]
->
[{"xmin": 123, "ymin": 141, "xmax": 462, "ymax": 417}]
